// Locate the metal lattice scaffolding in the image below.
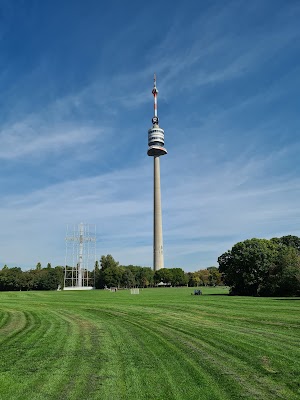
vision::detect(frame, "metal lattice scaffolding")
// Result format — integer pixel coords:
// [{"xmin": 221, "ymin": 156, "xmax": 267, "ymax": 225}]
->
[{"xmin": 64, "ymin": 223, "xmax": 96, "ymax": 290}]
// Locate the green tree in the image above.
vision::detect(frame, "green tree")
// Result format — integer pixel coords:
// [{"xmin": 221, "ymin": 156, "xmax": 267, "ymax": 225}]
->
[
  {"xmin": 93, "ymin": 261, "xmax": 99, "ymax": 288},
  {"xmin": 169, "ymin": 268, "xmax": 188, "ymax": 286},
  {"xmin": 137, "ymin": 267, "xmax": 154, "ymax": 287},
  {"xmin": 30, "ymin": 266, "xmax": 63, "ymax": 290},
  {"xmin": 186, "ymin": 272, "xmax": 201, "ymax": 287},
  {"xmin": 36, "ymin": 262, "xmax": 42, "ymax": 270},
  {"xmin": 218, "ymin": 238, "xmax": 278, "ymax": 296},
  {"xmin": 154, "ymin": 269, "xmax": 172, "ymax": 284},
  {"xmin": 95, "ymin": 255, "xmax": 121, "ymax": 288},
  {"xmin": 277, "ymin": 246, "xmax": 300, "ymax": 295},
  {"xmin": 207, "ymin": 266, "xmax": 222, "ymax": 286},
  {"xmin": 198, "ymin": 269, "xmax": 210, "ymax": 286},
  {"xmin": 259, "ymin": 245, "xmax": 300, "ymax": 296},
  {"xmin": 54, "ymin": 266, "xmax": 64, "ymax": 288},
  {"xmin": 100, "ymin": 254, "xmax": 119, "ymax": 270},
  {"xmin": 102, "ymin": 266, "xmax": 123, "ymax": 288},
  {"xmin": 271, "ymin": 235, "xmax": 300, "ymax": 253},
  {"xmin": 0, "ymin": 267, "xmax": 23, "ymax": 291},
  {"xmin": 122, "ymin": 268, "xmax": 136, "ymax": 288}
]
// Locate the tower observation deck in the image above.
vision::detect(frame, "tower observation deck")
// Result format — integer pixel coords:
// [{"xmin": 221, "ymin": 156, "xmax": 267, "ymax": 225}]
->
[
  {"xmin": 147, "ymin": 74, "xmax": 167, "ymax": 271},
  {"xmin": 147, "ymin": 74, "xmax": 167, "ymax": 156}
]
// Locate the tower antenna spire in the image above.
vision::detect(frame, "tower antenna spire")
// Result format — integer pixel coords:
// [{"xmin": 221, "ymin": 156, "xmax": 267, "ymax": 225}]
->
[{"xmin": 152, "ymin": 73, "xmax": 159, "ymax": 120}]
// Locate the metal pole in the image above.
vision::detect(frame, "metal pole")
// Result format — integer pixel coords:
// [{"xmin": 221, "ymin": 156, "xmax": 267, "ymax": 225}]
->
[{"xmin": 78, "ymin": 223, "xmax": 83, "ymax": 287}]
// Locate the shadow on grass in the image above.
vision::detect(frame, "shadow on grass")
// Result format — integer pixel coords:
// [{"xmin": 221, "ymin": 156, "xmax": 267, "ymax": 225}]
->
[
  {"xmin": 273, "ymin": 298, "xmax": 300, "ymax": 301},
  {"xmin": 204, "ymin": 293, "xmax": 229, "ymax": 296}
]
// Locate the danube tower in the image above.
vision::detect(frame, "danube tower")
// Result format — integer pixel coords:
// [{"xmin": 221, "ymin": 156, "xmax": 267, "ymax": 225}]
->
[{"xmin": 147, "ymin": 74, "xmax": 167, "ymax": 271}]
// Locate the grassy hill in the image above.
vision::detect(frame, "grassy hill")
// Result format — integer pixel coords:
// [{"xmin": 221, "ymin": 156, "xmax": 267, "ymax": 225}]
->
[{"xmin": 0, "ymin": 287, "xmax": 299, "ymax": 399}]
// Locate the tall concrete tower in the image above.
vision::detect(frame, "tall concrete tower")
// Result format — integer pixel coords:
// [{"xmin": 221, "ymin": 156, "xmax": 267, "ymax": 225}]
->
[{"xmin": 147, "ymin": 74, "xmax": 167, "ymax": 271}]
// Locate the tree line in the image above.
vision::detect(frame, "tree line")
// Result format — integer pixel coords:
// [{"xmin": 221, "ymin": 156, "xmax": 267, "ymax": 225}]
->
[
  {"xmin": 2, "ymin": 234, "xmax": 300, "ymax": 296},
  {"xmin": 0, "ymin": 264, "xmax": 64, "ymax": 291},
  {"xmin": 0, "ymin": 255, "xmax": 221, "ymax": 291},
  {"xmin": 218, "ymin": 235, "xmax": 300, "ymax": 296},
  {"xmin": 94, "ymin": 254, "xmax": 222, "ymax": 288}
]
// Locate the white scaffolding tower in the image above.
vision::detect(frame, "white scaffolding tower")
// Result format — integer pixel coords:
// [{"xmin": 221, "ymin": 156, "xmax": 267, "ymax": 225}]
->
[{"xmin": 64, "ymin": 223, "xmax": 96, "ymax": 290}]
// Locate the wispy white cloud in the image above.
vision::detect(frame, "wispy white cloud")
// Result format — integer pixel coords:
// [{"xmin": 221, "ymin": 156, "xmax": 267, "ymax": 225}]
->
[{"xmin": 0, "ymin": 122, "xmax": 101, "ymax": 160}]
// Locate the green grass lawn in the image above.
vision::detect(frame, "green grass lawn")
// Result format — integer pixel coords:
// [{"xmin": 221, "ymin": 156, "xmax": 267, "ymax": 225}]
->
[{"xmin": 0, "ymin": 287, "xmax": 299, "ymax": 400}]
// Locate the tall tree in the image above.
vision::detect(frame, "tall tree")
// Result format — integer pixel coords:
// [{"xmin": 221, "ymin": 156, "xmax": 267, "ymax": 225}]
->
[
  {"xmin": 136, "ymin": 267, "xmax": 154, "ymax": 287},
  {"xmin": 186, "ymin": 272, "xmax": 200, "ymax": 287},
  {"xmin": 102, "ymin": 266, "xmax": 123, "ymax": 288},
  {"xmin": 207, "ymin": 266, "xmax": 222, "ymax": 286},
  {"xmin": 154, "ymin": 269, "xmax": 172, "ymax": 284},
  {"xmin": 0, "ymin": 267, "xmax": 23, "ymax": 291},
  {"xmin": 122, "ymin": 268, "xmax": 135, "ymax": 288},
  {"xmin": 100, "ymin": 254, "xmax": 119, "ymax": 270},
  {"xmin": 259, "ymin": 245, "xmax": 300, "ymax": 296},
  {"xmin": 271, "ymin": 235, "xmax": 300, "ymax": 253},
  {"xmin": 218, "ymin": 238, "xmax": 278, "ymax": 296},
  {"xmin": 198, "ymin": 269, "xmax": 210, "ymax": 286},
  {"xmin": 169, "ymin": 268, "xmax": 188, "ymax": 286},
  {"xmin": 218, "ymin": 237, "xmax": 300, "ymax": 296}
]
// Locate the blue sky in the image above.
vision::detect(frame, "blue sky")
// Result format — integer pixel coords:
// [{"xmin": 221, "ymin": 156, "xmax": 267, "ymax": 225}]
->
[{"xmin": 1, "ymin": 0, "xmax": 300, "ymax": 271}]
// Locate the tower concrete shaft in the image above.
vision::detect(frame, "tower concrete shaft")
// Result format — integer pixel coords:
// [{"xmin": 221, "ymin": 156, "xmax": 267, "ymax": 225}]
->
[
  {"xmin": 147, "ymin": 74, "xmax": 167, "ymax": 271},
  {"xmin": 153, "ymin": 156, "xmax": 164, "ymax": 270}
]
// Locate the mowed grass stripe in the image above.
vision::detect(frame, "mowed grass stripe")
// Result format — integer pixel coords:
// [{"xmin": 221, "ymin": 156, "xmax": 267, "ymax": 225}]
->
[
  {"xmin": 157, "ymin": 314, "xmax": 299, "ymax": 368},
  {"xmin": 88, "ymin": 290, "xmax": 300, "ymax": 400},
  {"xmin": 157, "ymin": 324, "xmax": 264, "ymax": 400},
  {"xmin": 50, "ymin": 310, "xmax": 103, "ymax": 400},
  {"xmin": 81, "ymin": 296, "xmax": 299, "ymax": 400},
  {"xmin": 0, "ymin": 309, "xmax": 65, "ymax": 399},
  {"xmin": 0, "ymin": 304, "xmax": 106, "ymax": 399},
  {"xmin": 72, "ymin": 290, "xmax": 299, "ymax": 399},
  {"xmin": 0, "ymin": 289, "xmax": 299, "ymax": 400},
  {"xmin": 0, "ymin": 310, "xmax": 10, "ymax": 329},
  {"xmin": 0, "ymin": 310, "xmax": 27, "ymax": 342},
  {"xmin": 97, "ymin": 301, "xmax": 299, "ymax": 363},
  {"xmin": 83, "ymin": 307, "xmax": 229, "ymax": 400},
  {"xmin": 102, "ymin": 308, "xmax": 275, "ymax": 400},
  {"xmin": 20, "ymin": 310, "xmax": 101, "ymax": 400},
  {"xmin": 152, "ymin": 304, "xmax": 299, "ymax": 399},
  {"xmin": 159, "ymin": 321, "xmax": 296, "ymax": 400}
]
